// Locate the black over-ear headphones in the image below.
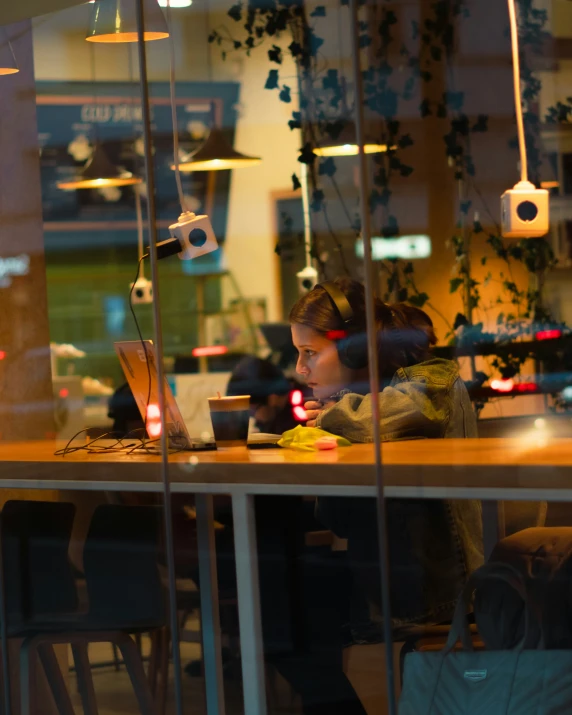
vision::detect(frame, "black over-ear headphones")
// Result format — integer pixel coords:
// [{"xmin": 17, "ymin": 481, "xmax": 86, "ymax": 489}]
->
[{"xmin": 318, "ymin": 282, "xmax": 370, "ymax": 370}]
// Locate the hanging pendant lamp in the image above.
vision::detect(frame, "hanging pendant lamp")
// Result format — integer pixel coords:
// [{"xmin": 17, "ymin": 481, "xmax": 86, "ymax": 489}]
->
[
  {"xmin": 314, "ymin": 122, "xmax": 394, "ymax": 157},
  {"xmin": 86, "ymin": 0, "xmax": 169, "ymax": 43},
  {"xmin": 0, "ymin": 30, "xmax": 19, "ymax": 75},
  {"xmin": 173, "ymin": 128, "xmax": 261, "ymax": 172},
  {"xmin": 57, "ymin": 144, "xmax": 143, "ymax": 190}
]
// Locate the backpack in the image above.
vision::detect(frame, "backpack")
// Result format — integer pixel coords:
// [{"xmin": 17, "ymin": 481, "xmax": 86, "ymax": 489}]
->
[
  {"xmin": 475, "ymin": 527, "xmax": 572, "ymax": 650},
  {"xmin": 399, "ymin": 561, "xmax": 572, "ymax": 714}
]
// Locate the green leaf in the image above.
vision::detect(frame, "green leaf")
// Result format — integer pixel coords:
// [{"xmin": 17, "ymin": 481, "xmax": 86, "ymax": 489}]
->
[
  {"xmin": 310, "ymin": 189, "xmax": 325, "ymax": 212},
  {"xmin": 430, "ymin": 45, "xmax": 442, "ymax": 61},
  {"xmin": 298, "ymin": 143, "xmax": 316, "ymax": 165},
  {"xmin": 318, "ymin": 157, "xmax": 337, "ymax": 177},
  {"xmin": 409, "ymin": 292, "xmax": 429, "ymax": 308},
  {"xmin": 228, "ymin": 3, "xmax": 242, "ymax": 22},
  {"xmin": 450, "ymin": 277, "xmax": 464, "ymax": 294},
  {"xmin": 268, "ymin": 45, "xmax": 282, "ymax": 64},
  {"xmin": 279, "ymin": 85, "xmax": 292, "ymax": 103},
  {"xmin": 419, "ymin": 99, "xmax": 432, "ymax": 118},
  {"xmin": 397, "ymin": 133, "xmax": 414, "ymax": 149},
  {"xmin": 265, "ymin": 70, "xmax": 279, "ymax": 90},
  {"xmin": 472, "ymin": 114, "xmax": 489, "ymax": 132},
  {"xmin": 288, "ymin": 112, "xmax": 302, "ymax": 131}
]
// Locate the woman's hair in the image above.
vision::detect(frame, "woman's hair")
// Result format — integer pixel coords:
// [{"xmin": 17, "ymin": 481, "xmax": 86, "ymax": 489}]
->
[
  {"xmin": 227, "ymin": 356, "xmax": 291, "ymax": 405},
  {"xmin": 289, "ymin": 277, "xmax": 437, "ymax": 379}
]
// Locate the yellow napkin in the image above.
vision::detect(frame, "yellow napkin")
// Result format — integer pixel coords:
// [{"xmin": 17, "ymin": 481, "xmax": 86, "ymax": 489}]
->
[{"xmin": 278, "ymin": 425, "xmax": 351, "ymax": 452}]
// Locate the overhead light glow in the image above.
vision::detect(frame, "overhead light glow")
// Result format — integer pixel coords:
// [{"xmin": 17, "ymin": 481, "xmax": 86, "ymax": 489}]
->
[
  {"xmin": 314, "ymin": 143, "xmax": 393, "ymax": 158},
  {"xmin": 173, "ymin": 128, "xmax": 261, "ymax": 172},
  {"xmin": 86, "ymin": 0, "xmax": 169, "ymax": 43},
  {"xmin": 88, "ymin": 0, "xmax": 192, "ymax": 5}
]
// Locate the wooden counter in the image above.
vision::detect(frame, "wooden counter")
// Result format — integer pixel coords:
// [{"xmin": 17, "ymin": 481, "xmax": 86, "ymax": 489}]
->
[
  {"xmin": 0, "ymin": 436, "xmax": 570, "ymax": 715},
  {"xmin": 0, "ymin": 437, "xmax": 571, "ymax": 501}
]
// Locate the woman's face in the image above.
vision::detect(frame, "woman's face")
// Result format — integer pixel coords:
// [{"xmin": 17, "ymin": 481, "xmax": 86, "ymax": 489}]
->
[{"xmin": 291, "ymin": 323, "xmax": 353, "ymax": 400}]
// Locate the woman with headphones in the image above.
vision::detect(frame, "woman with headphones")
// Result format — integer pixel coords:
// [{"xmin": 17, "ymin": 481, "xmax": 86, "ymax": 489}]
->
[{"xmin": 283, "ymin": 277, "xmax": 483, "ymax": 710}]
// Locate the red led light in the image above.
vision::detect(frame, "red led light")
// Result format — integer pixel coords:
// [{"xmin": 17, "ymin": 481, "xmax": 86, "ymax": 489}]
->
[
  {"xmin": 491, "ymin": 379, "xmax": 514, "ymax": 393},
  {"xmin": 293, "ymin": 405, "xmax": 308, "ymax": 421},
  {"xmin": 0, "ymin": 351, "xmax": 6, "ymax": 360},
  {"xmin": 290, "ymin": 389, "xmax": 303, "ymax": 406},
  {"xmin": 147, "ymin": 404, "xmax": 161, "ymax": 420},
  {"xmin": 146, "ymin": 404, "xmax": 162, "ymax": 437},
  {"xmin": 192, "ymin": 345, "xmax": 229, "ymax": 358},
  {"xmin": 490, "ymin": 379, "xmax": 538, "ymax": 394},
  {"xmin": 515, "ymin": 382, "xmax": 538, "ymax": 393},
  {"xmin": 535, "ymin": 329, "xmax": 562, "ymax": 341},
  {"xmin": 59, "ymin": 388, "xmax": 69, "ymax": 399},
  {"xmin": 326, "ymin": 330, "xmax": 347, "ymax": 341},
  {"xmin": 148, "ymin": 421, "xmax": 162, "ymax": 438}
]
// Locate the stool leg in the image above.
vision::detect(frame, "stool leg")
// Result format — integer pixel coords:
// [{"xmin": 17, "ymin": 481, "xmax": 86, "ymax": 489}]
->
[
  {"xmin": 37, "ymin": 643, "xmax": 76, "ymax": 715},
  {"xmin": 148, "ymin": 631, "xmax": 159, "ymax": 696},
  {"xmin": 20, "ymin": 639, "xmax": 37, "ymax": 715},
  {"xmin": 111, "ymin": 643, "xmax": 122, "ymax": 672},
  {"xmin": 157, "ymin": 628, "xmax": 169, "ymax": 715},
  {"xmin": 114, "ymin": 633, "xmax": 157, "ymax": 715},
  {"xmin": 71, "ymin": 641, "xmax": 99, "ymax": 715}
]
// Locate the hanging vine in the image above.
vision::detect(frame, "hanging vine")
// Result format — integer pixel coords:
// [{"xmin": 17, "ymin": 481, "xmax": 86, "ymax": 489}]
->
[{"xmin": 210, "ymin": 0, "xmax": 564, "ymax": 382}]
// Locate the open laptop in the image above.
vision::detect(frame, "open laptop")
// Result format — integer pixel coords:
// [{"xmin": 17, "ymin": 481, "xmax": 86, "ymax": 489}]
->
[
  {"xmin": 114, "ymin": 340, "xmax": 281, "ymax": 450},
  {"xmin": 115, "ymin": 340, "xmax": 212, "ymax": 450}
]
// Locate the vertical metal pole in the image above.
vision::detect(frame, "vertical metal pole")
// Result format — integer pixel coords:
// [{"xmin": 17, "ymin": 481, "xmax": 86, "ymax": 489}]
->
[
  {"xmin": 196, "ymin": 276, "xmax": 208, "ymax": 374},
  {"xmin": 196, "ymin": 495, "xmax": 226, "ymax": 715},
  {"xmin": 0, "ymin": 514, "xmax": 12, "ymax": 715},
  {"xmin": 349, "ymin": 1, "xmax": 397, "ymax": 713},
  {"xmin": 232, "ymin": 493, "xmax": 267, "ymax": 715},
  {"xmin": 135, "ymin": 3, "xmax": 184, "ymax": 715},
  {"xmin": 300, "ymin": 161, "xmax": 313, "ymax": 270}
]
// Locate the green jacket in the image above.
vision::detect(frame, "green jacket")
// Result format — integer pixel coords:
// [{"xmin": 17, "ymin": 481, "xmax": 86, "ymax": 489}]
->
[
  {"xmin": 316, "ymin": 358, "xmax": 478, "ymax": 442},
  {"xmin": 315, "ymin": 358, "xmax": 485, "ymax": 634}
]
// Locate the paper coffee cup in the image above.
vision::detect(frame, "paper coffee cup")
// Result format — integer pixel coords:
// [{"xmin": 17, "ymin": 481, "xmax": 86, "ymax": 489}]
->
[{"xmin": 208, "ymin": 395, "xmax": 250, "ymax": 447}]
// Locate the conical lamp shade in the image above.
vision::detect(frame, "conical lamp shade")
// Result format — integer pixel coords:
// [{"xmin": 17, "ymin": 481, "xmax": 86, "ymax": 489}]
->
[
  {"xmin": 0, "ymin": 33, "xmax": 19, "ymax": 75},
  {"xmin": 314, "ymin": 123, "xmax": 393, "ymax": 157},
  {"xmin": 86, "ymin": 0, "xmax": 169, "ymax": 44},
  {"xmin": 57, "ymin": 144, "xmax": 143, "ymax": 190},
  {"xmin": 173, "ymin": 128, "xmax": 261, "ymax": 172}
]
